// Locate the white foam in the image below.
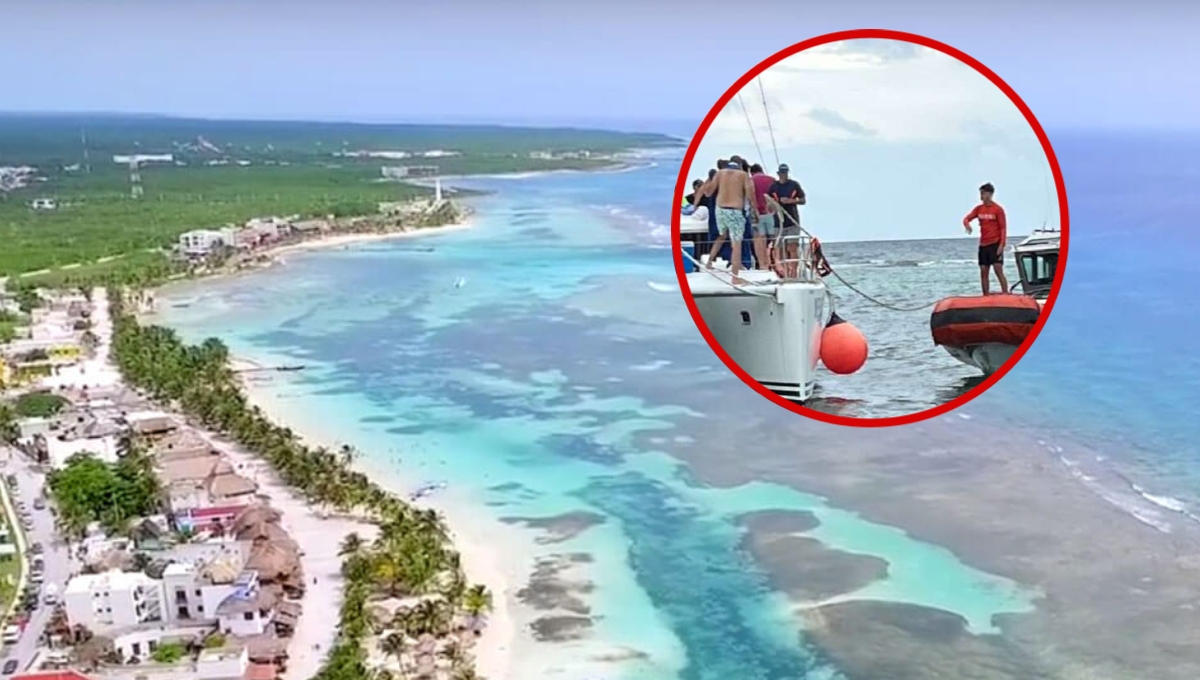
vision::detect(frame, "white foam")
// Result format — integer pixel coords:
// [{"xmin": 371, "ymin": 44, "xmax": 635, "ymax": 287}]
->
[
  {"xmin": 630, "ymin": 359, "xmax": 672, "ymax": 372},
  {"xmin": 646, "ymin": 281, "xmax": 679, "ymax": 293}
]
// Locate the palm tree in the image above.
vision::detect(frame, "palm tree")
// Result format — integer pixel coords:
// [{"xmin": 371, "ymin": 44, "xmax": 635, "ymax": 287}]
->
[
  {"xmin": 450, "ymin": 668, "xmax": 481, "ymax": 680},
  {"xmin": 379, "ymin": 631, "xmax": 408, "ymax": 674},
  {"xmin": 340, "ymin": 532, "xmax": 365, "ymax": 557},
  {"xmin": 462, "ymin": 585, "xmax": 493, "ymax": 635}
]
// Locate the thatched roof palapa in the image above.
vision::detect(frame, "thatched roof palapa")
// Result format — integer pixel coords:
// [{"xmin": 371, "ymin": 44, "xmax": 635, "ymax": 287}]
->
[
  {"xmin": 208, "ymin": 471, "xmax": 258, "ymax": 499},
  {"xmin": 233, "ymin": 504, "xmax": 283, "ymax": 533},
  {"xmin": 246, "ymin": 542, "xmax": 302, "ymax": 582}
]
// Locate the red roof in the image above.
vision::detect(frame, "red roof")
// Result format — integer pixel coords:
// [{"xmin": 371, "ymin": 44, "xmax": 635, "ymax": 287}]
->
[
  {"xmin": 13, "ymin": 672, "xmax": 95, "ymax": 680},
  {"xmin": 188, "ymin": 504, "xmax": 248, "ymax": 519},
  {"xmin": 245, "ymin": 662, "xmax": 277, "ymax": 680}
]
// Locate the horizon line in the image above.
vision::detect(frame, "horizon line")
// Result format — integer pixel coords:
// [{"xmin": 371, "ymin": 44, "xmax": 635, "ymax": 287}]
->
[{"xmin": 5, "ymin": 109, "xmax": 1199, "ymax": 138}]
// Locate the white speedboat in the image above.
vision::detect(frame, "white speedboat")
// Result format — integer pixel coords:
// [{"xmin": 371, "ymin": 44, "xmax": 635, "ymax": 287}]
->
[
  {"xmin": 1012, "ymin": 227, "xmax": 1060, "ymax": 304},
  {"xmin": 684, "ymin": 229, "xmax": 830, "ymax": 403}
]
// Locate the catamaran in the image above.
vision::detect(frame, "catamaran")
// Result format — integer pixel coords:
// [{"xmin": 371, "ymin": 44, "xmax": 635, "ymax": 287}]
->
[{"xmin": 681, "ymin": 200, "xmax": 832, "ymax": 403}]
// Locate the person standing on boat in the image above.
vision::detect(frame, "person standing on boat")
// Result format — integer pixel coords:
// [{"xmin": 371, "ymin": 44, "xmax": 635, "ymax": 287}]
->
[
  {"xmin": 700, "ymin": 159, "xmax": 759, "ymax": 283},
  {"xmin": 767, "ymin": 164, "xmax": 806, "ymax": 277},
  {"xmin": 962, "ymin": 182, "xmax": 1010, "ymax": 295},
  {"xmin": 750, "ymin": 164, "xmax": 776, "ymax": 272}
]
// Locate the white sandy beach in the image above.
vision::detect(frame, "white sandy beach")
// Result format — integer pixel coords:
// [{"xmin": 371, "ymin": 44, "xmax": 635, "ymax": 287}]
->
[
  {"xmin": 231, "ymin": 357, "xmax": 518, "ymax": 680},
  {"xmin": 262, "ymin": 219, "xmax": 475, "ymax": 259}
]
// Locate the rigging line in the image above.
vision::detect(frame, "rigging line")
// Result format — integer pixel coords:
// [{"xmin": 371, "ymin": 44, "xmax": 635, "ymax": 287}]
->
[
  {"xmin": 763, "ymin": 195, "xmax": 942, "ymax": 312},
  {"xmin": 736, "ymin": 92, "xmax": 766, "ymax": 167},
  {"xmin": 1041, "ymin": 156, "xmax": 1053, "ymax": 231},
  {"xmin": 757, "ymin": 78, "xmax": 780, "ymax": 168}
]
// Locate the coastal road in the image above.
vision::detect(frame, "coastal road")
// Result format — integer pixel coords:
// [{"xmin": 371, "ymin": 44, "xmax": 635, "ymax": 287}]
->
[{"xmin": 1, "ymin": 447, "xmax": 77, "ymax": 675}]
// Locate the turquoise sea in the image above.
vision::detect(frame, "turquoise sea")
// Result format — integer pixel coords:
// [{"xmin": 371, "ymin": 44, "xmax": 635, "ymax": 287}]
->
[{"xmin": 156, "ymin": 134, "xmax": 1200, "ymax": 679}]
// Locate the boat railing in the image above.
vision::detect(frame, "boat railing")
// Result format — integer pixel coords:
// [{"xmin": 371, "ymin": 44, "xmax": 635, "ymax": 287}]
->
[{"xmin": 678, "ymin": 198, "xmax": 822, "ymax": 285}]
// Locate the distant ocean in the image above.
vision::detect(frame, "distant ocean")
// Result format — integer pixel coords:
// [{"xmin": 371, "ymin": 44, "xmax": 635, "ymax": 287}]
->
[{"xmin": 155, "ymin": 131, "xmax": 1200, "ymax": 679}]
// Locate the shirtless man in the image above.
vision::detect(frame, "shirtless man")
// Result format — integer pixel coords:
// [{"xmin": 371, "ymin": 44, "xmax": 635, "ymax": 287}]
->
[{"xmin": 698, "ymin": 159, "xmax": 757, "ymax": 282}]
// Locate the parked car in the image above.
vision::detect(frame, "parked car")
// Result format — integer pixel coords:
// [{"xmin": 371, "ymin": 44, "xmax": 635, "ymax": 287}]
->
[
  {"xmin": 2, "ymin": 657, "xmax": 18, "ymax": 674},
  {"xmin": 33, "ymin": 498, "xmax": 45, "ymax": 510},
  {"xmin": 29, "ymin": 543, "xmax": 42, "ymax": 555}
]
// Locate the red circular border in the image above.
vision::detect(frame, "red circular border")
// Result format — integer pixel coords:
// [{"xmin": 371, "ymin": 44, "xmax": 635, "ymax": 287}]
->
[{"xmin": 672, "ymin": 28, "xmax": 1070, "ymax": 428}]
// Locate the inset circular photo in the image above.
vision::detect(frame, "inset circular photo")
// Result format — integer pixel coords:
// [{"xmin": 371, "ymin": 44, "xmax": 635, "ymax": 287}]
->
[{"xmin": 674, "ymin": 29, "xmax": 1069, "ymax": 426}]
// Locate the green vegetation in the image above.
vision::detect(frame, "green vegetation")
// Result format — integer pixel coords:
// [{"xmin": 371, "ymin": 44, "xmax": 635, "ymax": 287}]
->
[
  {"xmin": 46, "ymin": 449, "xmax": 163, "ymax": 538},
  {"xmin": 12, "ymin": 391, "xmax": 68, "ymax": 418},
  {"xmin": 19, "ymin": 251, "xmax": 183, "ymax": 290},
  {"xmin": 0, "ymin": 310, "xmax": 19, "ymax": 343},
  {"xmin": 0, "ymin": 114, "xmax": 678, "ymax": 164},
  {"xmin": 150, "ymin": 641, "xmax": 186, "ymax": 664},
  {"xmin": 0, "ymin": 490, "xmax": 22, "ymax": 620},
  {"xmin": 0, "ymin": 403, "xmax": 17, "ymax": 442},
  {"xmin": 109, "ymin": 291, "xmax": 494, "ymax": 680},
  {"xmin": 1, "ymin": 114, "xmax": 680, "ymax": 277},
  {"xmin": 0, "ymin": 164, "xmax": 426, "ymax": 275}
]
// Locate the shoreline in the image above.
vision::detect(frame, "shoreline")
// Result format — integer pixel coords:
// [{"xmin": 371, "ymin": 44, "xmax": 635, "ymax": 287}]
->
[
  {"xmin": 260, "ymin": 217, "xmax": 476, "ymax": 260},
  {"xmin": 231, "ymin": 357, "xmax": 518, "ymax": 680}
]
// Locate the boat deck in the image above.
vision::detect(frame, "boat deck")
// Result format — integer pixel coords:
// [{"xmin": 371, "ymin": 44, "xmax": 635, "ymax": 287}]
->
[{"xmin": 685, "ymin": 267, "xmax": 824, "ymax": 296}]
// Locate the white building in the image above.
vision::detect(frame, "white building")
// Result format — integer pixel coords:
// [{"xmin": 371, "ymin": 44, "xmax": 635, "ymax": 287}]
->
[
  {"xmin": 197, "ymin": 645, "xmax": 250, "ymax": 680},
  {"xmin": 44, "ymin": 431, "xmax": 121, "ymax": 469},
  {"xmin": 179, "ymin": 229, "xmax": 235, "ymax": 256},
  {"xmin": 30, "ymin": 197, "xmax": 57, "ymax": 210},
  {"xmin": 112, "ymin": 153, "xmax": 175, "ymax": 164},
  {"xmin": 63, "ymin": 570, "xmax": 165, "ymax": 630},
  {"xmin": 213, "ymin": 570, "xmax": 275, "ymax": 637}
]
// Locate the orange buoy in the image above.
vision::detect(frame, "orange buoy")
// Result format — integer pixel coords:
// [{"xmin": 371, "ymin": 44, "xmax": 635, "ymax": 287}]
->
[{"xmin": 820, "ymin": 313, "xmax": 868, "ymax": 375}]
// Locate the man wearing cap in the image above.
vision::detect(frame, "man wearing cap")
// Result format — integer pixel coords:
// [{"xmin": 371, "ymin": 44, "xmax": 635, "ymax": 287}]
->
[
  {"xmin": 767, "ymin": 164, "xmax": 805, "ymax": 277},
  {"xmin": 697, "ymin": 159, "xmax": 758, "ymax": 282},
  {"xmin": 962, "ymin": 182, "xmax": 1009, "ymax": 295}
]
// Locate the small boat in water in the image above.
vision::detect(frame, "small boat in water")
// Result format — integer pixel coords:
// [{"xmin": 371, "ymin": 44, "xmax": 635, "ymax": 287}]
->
[
  {"xmin": 929, "ymin": 228, "xmax": 1060, "ymax": 375},
  {"xmin": 1012, "ymin": 227, "xmax": 1060, "ymax": 304},
  {"xmin": 930, "ymin": 294, "xmax": 1041, "ymax": 375}
]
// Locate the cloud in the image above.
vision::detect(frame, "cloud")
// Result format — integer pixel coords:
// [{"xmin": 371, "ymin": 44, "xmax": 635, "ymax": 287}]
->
[
  {"xmin": 698, "ymin": 38, "xmax": 1034, "ymax": 148},
  {"xmin": 805, "ymin": 107, "xmax": 875, "ymax": 137}
]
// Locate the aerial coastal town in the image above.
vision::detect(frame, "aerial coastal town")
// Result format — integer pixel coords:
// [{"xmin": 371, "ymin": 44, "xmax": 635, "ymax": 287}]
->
[
  {"xmin": 0, "ymin": 281, "xmax": 498, "ymax": 680},
  {"xmin": 0, "ymin": 286, "xmax": 305, "ymax": 680},
  {"xmin": 0, "ymin": 244, "xmax": 487, "ymax": 679}
]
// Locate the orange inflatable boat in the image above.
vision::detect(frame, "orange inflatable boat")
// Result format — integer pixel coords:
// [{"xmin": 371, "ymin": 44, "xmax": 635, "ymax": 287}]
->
[{"xmin": 930, "ymin": 294, "xmax": 1041, "ymax": 374}]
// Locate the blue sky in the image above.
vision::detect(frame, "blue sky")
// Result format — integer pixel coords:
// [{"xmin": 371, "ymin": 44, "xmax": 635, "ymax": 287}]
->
[
  {"xmin": 689, "ymin": 39, "xmax": 1058, "ymax": 241},
  {"xmin": 3, "ymin": 0, "xmax": 1199, "ymax": 132}
]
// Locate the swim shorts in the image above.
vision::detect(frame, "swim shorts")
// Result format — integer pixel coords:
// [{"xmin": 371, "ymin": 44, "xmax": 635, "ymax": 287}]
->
[
  {"xmin": 755, "ymin": 213, "xmax": 777, "ymax": 237},
  {"xmin": 978, "ymin": 242, "xmax": 1003, "ymax": 266},
  {"xmin": 716, "ymin": 207, "xmax": 746, "ymax": 241}
]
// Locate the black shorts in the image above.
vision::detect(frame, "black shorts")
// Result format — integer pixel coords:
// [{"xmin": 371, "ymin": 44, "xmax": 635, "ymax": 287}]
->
[{"xmin": 978, "ymin": 243, "xmax": 1003, "ymax": 266}]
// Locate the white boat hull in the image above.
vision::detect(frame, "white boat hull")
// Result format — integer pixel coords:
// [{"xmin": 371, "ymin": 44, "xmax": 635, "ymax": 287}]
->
[
  {"xmin": 688, "ymin": 272, "xmax": 827, "ymax": 402},
  {"xmin": 942, "ymin": 343, "xmax": 1017, "ymax": 375}
]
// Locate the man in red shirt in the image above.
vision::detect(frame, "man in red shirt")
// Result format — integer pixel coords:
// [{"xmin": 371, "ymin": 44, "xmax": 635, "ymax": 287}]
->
[
  {"xmin": 962, "ymin": 182, "xmax": 1009, "ymax": 295},
  {"xmin": 749, "ymin": 164, "xmax": 776, "ymax": 271}
]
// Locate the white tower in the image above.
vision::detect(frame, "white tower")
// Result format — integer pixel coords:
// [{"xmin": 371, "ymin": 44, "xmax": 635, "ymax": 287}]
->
[
  {"xmin": 129, "ymin": 160, "xmax": 143, "ymax": 199},
  {"xmin": 434, "ymin": 177, "xmax": 443, "ymax": 203}
]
